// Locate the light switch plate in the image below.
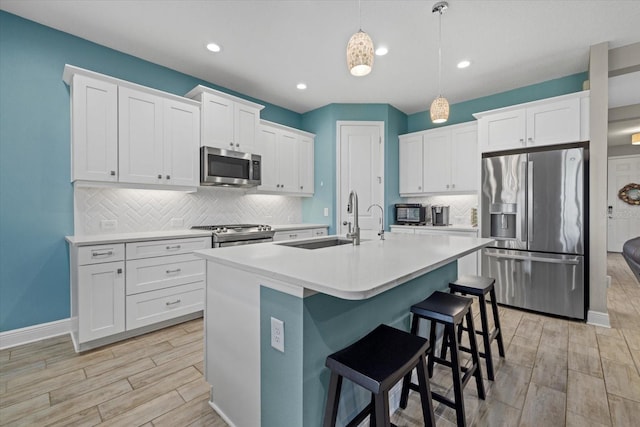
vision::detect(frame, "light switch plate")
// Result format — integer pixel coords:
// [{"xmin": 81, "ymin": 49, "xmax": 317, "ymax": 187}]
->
[
  {"xmin": 270, "ymin": 317, "xmax": 284, "ymax": 352},
  {"xmin": 323, "ymin": 208, "xmax": 329, "ymax": 217}
]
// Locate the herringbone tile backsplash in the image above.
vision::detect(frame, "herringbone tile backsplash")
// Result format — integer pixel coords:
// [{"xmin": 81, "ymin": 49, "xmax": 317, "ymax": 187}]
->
[{"xmin": 74, "ymin": 187, "xmax": 302, "ymax": 235}]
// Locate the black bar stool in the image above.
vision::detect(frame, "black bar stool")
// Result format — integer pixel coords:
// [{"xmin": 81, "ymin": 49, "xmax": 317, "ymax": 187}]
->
[
  {"xmin": 323, "ymin": 324, "xmax": 436, "ymax": 427},
  {"xmin": 448, "ymin": 275, "xmax": 506, "ymax": 381},
  {"xmin": 400, "ymin": 291, "xmax": 485, "ymax": 427}
]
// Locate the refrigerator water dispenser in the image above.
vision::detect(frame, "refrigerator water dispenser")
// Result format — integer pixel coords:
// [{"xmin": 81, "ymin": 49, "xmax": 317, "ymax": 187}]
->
[{"xmin": 489, "ymin": 203, "xmax": 517, "ymax": 239}]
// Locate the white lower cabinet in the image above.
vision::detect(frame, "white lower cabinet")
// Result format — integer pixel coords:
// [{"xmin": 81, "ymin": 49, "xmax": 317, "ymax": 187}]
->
[
  {"xmin": 272, "ymin": 227, "xmax": 328, "ymax": 241},
  {"xmin": 70, "ymin": 236, "xmax": 209, "ymax": 351}
]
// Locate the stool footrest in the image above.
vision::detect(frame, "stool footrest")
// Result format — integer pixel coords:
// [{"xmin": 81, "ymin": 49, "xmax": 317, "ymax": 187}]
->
[
  {"xmin": 431, "ymin": 391, "xmax": 457, "ymax": 409},
  {"xmin": 345, "ymin": 403, "xmax": 372, "ymax": 427}
]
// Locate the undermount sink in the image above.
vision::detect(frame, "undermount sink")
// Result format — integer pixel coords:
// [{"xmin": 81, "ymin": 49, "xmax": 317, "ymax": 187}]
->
[{"xmin": 277, "ymin": 237, "xmax": 353, "ymax": 250}]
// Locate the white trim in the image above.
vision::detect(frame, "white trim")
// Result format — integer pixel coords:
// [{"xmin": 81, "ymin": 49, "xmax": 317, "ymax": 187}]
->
[
  {"xmin": 209, "ymin": 394, "xmax": 238, "ymax": 427},
  {"xmin": 0, "ymin": 318, "xmax": 71, "ymax": 350},
  {"xmin": 335, "ymin": 121, "xmax": 386, "ymax": 235},
  {"xmin": 587, "ymin": 310, "xmax": 611, "ymax": 328}
]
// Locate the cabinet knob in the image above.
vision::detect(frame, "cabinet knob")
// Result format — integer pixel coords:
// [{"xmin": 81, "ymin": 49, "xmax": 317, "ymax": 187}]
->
[
  {"xmin": 519, "ymin": 138, "xmax": 524, "ymax": 144},
  {"xmin": 117, "ymin": 268, "xmax": 122, "ymax": 274},
  {"xmin": 300, "ymin": 186, "xmax": 303, "ymax": 190},
  {"xmin": 528, "ymin": 137, "xmax": 533, "ymax": 142},
  {"xmin": 276, "ymin": 184, "xmax": 280, "ymax": 188},
  {"xmin": 236, "ymin": 144, "xmax": 240, "ymax": 148},
  {"xmin": 166, "ymin": 175, "xmax": 170, "ymax": 180},
  {"xmin": 451, "ymin": 183, "xmax": 455, "ymax": 189},
  {"xmin": 446, "ymin": 184, "xmax": 450, "ymax": 189},
  {"xmin": 110, "ymin": 170, "xmax": 116, "ymax": 176},
  {"xmin": 157, "ymin": 174, "xmax": 162, "ymax": 179},
  {"xmin": 229, "ymin": 142, "xmax": 234, "ymax": 147},
  {"xmin": 418, "ymin": 186, "xmax": 422, "ymax": 190}
]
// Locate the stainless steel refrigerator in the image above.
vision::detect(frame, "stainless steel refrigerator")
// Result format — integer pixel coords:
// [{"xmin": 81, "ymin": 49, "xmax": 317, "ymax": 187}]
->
[{"xmin": 481, "ymin": 144, "xmax": 587, "ymax": 319}]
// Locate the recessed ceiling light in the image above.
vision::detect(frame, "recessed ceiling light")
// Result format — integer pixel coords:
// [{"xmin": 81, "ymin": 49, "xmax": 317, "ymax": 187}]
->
[
  {"xmin": 375, "ymin": 47, "xmax": 389, "ymax": 56},
  {"xmin": 296, "ymin": 83, "xmax": 307, "ymax": 90},
  {"xmin": 206, "ymin": 43, "xmax": 221, "ymax": 53},
  {"xmin": 457, "ymin": 60, "xmax": 471, "ymax": 69}
]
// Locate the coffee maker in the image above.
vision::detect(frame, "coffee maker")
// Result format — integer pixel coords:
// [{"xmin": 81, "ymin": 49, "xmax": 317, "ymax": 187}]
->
[{"xmin": 431, "ymin": 205, "xmax": 450, "ymax": 226}]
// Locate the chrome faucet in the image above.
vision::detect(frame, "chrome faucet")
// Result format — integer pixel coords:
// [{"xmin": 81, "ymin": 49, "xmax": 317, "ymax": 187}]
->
[
  {"xmin": 368, "ymin": 203, "xmax": 385, "ymax": 240},
  {"xmin": 343, "ymin": 190, "xmax": 360, "ymax": 245}
]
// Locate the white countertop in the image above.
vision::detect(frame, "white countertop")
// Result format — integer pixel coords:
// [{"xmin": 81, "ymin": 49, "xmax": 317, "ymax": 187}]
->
[
  {"xmin": 270, "ymin": 223, "xmax": 329, "ymax": 232},
  {"xmin": 194, "ymin": 233, "xmax": 493, "ymax": 300},
  {"xmin": 65, "ymin": 229, "xmax": 212, "ymax": 246},
  {"xmin": 390, "ymin": 224, "xmax": 479, "ymax": 232}
]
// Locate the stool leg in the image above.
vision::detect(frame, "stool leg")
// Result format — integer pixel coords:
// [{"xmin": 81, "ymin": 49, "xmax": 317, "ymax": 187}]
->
[
  {"xmin": 447, "ymin": 323, "xmax": 466, "ymax": 427},
  {"xmin": 400, "ymin": 314, "xmax": 420, "ymax": 409},
  {"xmin": 428, "ymin": 320, "xmax": 437, "ymax": 378},
  {"xmin": 439, "ymin": 327, "xmax": 449, "ymax": 360},
  {"xmin": 490, "ymin": 288, "xmax": 506, "ymax": 357},
  {"xmin": 323, "ymin": 372, "xmax": 343, "ymax": 427},
  {"xmin": 465, "ymin": 310, "xmax": 486, "ymax": 400},
  {"xmin": 369, "ymin": 394, "xmax": 377, "ymax": 427},
  {"xmin": 477, "ymin": 293, "xmax": 495, "ymax": 381},
  {"xmin": 374, "ymin": 390, "xmax": 391, "ymax": 427},
  {"xmin": 416, "ymin": 354, "xmax": 436, "ymax": 427}
]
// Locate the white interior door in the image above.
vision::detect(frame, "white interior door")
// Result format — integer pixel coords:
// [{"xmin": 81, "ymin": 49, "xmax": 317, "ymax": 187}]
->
[
  {"xmin": 607, "ymin": 155, "xmax": 640, "ymax": 252},
  {"xmin": 337, "ymin": 122, "xmax": 384, "ymax": 239}
]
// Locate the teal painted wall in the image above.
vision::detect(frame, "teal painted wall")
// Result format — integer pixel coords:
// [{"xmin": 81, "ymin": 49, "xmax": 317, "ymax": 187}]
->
[
  {"xmin": 407, "ymin": 72, "xmax": 588, "ymax": 133},
  {"xmin": 0, "ymin": 11, "xmax": 301, "ymax": 332},
  {"xmin": 301, "ymin": 104, "xmax": 407, "ymax": 234},
  {"xmin": 259, "ymin": 263, "xmax": 456, "ymax": 427}
]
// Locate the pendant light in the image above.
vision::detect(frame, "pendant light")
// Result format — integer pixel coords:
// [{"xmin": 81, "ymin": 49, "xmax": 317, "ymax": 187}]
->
[
  {"xmin": 347, "ymin": 0, "xmax": 374, "ymax": 76},
  {"xmin": 632, "ymin": 133, "xmax": 640, "ymax": 145},
  {"xmin": 430, "ymin": 1, "xmax": 449, "ymax": 124}
]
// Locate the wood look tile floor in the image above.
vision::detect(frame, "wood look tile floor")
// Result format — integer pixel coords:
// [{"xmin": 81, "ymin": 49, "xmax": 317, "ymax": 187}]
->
[{"xmin": 1, "ymin": 254, "xmax": 639, "ymax": 426}]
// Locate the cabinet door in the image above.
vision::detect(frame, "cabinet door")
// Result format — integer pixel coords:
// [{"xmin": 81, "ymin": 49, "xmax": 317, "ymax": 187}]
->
[
  {"xmin": 277, "ymin": 132, "xmax": 299, "ymax": 192},
  {"xmin": 234, "ymin": 103, "xmax": 260, "ymax": 152},
  {"xmin": 257, "ymin": 126, "xmax": 279, "ymax": 192},
  {"xmin": 118, "ymin": 87, "xmax": 163, "ymax": 184},
  {"xmin": 526, "ymin": 98, "xmax": 580, "ymax": 147},
  {"xmin": 163, "ymin": 99, "xmax": 200, "ymax": 187},
  {"xmin": 78, "ymin": 261, "xmax": 125, "ymax": 342},
  {"xmin": 479, "ymin": 109, "xmax": 526, "ymax": 152},
  {"xmin": 71, "ymin": 75, "xmax": 118, "ymax": 182},
  {"xmin": 298, "ymin": 136, "xmax": 314, "ymax": 195},
  {"xmin": 399, "ymin": 134, "xmax": 424, "ymax": 194},
  {"xmin": 201, "ymin": 93, "xmax": 234, "ymax": 149},
  {"xmin": 451, "ymin": 124, "xmax": 478, "ymax": 192},
  {"xmin": 422, "ymin": 130, "xmax": 451, "ymax": 192}
]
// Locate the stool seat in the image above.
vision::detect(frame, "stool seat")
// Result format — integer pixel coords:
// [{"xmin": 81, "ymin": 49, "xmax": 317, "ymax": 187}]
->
[
  {"xmin": 326, "ymin": 324, "xmax": 430, "ymax": 394},
  {"xmin": 410, "ymin": 291, "xmax": 472, "ymax": 325},
  {"xmin": 324, "ymin": 324, "xmax": 436, "ymax": 427},
  {"xmin": 449, "ymin": 275, "xmax": 495, "ymax": 294}
]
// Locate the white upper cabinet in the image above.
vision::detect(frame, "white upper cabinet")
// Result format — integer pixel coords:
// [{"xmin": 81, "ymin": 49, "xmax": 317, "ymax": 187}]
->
[
  {"xmin": 70, "ymin": 74, "xmax": 118, "ymax": 182},
  {"xmin": 399, "ymin": 122, "xmax": 478, "ymax": 196},
  {"xmin": 63, "ymin": 65, "xmax": 200, "ymax": 190},
  {"xmin": 256, "ymin": 121, "xmax": 315, "ymax": 196},
  {"xmin": 475, "ymin": 91, "xmax": 589, "ymax": 153},
  {"xmin": 185, "ymin": 85, "xmax": 264, "ymax": 153},
  {"xmin": 298, "ymin": 135, "xmax": 315, "ymax": 196}
]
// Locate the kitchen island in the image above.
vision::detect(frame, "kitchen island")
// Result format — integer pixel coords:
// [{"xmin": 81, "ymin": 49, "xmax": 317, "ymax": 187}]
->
[{"xmin": 194, "ymin": 233, "xmax": 493, "ymax": 427}]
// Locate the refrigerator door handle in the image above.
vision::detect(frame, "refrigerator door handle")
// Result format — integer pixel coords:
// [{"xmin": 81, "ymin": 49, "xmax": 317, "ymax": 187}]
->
[
  {"xmin": 518, "ymin": 160, "xmax": 527, "ymax": 242},
  {"xmin": 485, "ymin": 252, "xmax": 580, "ymax": 265},
  {"xmin": 527, "ymin": 160, "xmax": 534, "ymax": 245}
]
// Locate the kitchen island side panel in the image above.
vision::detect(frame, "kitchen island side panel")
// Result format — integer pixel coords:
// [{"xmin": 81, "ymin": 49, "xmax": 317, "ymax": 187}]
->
[{"xmin": 259, "ymin": 262, "xmax": 457, "ymax": 427}]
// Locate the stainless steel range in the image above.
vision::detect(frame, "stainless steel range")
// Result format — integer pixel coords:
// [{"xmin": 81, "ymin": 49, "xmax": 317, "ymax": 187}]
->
[{"xmin": 191, "ymin": 224, "xmax": 274, "ymax": 248}]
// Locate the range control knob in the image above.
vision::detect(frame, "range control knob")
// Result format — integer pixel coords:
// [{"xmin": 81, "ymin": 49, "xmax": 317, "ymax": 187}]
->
[
  {"xmin": 266, "ymin": 225, "xmax": 271, "ymax": 230},
  {"xmin": 222, "ymin": 227, "xmax": 228, "ymax": 232}
]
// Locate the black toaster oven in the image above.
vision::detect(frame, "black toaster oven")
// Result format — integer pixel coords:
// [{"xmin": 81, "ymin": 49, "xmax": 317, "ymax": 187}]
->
[{"xmin": 395, "ymin": 204, "xmax": 426, "ymax": 225}]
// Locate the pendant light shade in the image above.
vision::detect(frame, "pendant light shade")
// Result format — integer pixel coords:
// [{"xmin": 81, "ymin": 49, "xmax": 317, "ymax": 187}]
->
[
  {"xmin": 430, "ymin": 1, "xmax": 449, "ymax": 124},
  {"xmin": 347, "ymin": 30, "xmax": 374, "ymax": 76},
  {"xmin": 430, "ymin": 96, "xmax": 450, "ymax": 124},
  {"xmin": 632, "ymin": 133, "xmax": 640, "ymax": 145}
]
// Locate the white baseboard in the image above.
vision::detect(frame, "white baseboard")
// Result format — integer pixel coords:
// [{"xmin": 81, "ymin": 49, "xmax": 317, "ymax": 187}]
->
[
  {"xmin": 0, "ymin": 318, "xmax": 71, "ymax": 350},
  {"xmin": 587, "ymin": 310, "xmax": 611, "ymax": 328}
]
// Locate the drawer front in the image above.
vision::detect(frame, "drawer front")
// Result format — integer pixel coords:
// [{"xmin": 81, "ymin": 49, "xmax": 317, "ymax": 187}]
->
[
  {"xmin": 126, "ymin": 253, "xmax": 205, "ymax": 295},
  {"xmin": 78, "ymin": 244, "xmax": 125, "ymax": 265},
  {"xmin": 126, "ymin": 281, "xmax": 204, "ymax": 330},
  {"xmin": 311, "ymin": 228, "xmax": 328, "ymax": 237},
  {"xmin": 126, "ymin": 237, "xmax": 209, "ymax": 260}
]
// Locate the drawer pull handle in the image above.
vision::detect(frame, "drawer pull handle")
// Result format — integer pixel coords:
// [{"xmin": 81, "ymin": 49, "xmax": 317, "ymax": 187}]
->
[
  {"xmin": 166, "ymin": 268, "xmax": 182, "ymax": 274},
  {"xmin": 92, "ymin": 250, "xmax": 113, "ymax": 257},
  {"xmin": 166, "ymin": 299, "xmax": 182, "ymax": 306},
  {"xmin": 289, "ymin": 234, "xmax": 297, "ymax": 238},
  {"xmin": 166, "ymin": 245, "xmax": 181, "ymax": 250}
]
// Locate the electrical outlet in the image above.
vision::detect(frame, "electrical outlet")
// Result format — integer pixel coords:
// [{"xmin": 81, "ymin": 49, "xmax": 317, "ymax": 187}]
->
[
  {"xmin": 100, "ymin": 219, "xmax": 117, "ymax": 231},
  {"xmin": 323, "ymin": 207, "xmax": 329, "ymax": 217},
  {"xmin": 170, "ymin": 217, "xmax": 184, "ymax": 227},
  {"xmin": 271, "ymin": 317, "xmax": 284, "ymax": 352}
]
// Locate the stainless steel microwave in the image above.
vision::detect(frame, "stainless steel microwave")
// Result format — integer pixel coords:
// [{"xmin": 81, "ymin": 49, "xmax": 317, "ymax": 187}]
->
[{"xmin": 200, "ymin": 146, "xmax": 261, "ymax": 187}]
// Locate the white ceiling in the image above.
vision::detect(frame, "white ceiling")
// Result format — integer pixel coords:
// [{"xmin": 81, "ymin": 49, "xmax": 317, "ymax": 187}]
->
[{"xmin": 2, "ymin": 0, "xmax": 640, "ymax": 117}]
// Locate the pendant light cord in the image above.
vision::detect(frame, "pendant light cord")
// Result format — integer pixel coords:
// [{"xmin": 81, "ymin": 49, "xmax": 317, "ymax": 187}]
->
[
  {"xmin": 358, "ymin": 0, "xmax": 362, "ymax": 30},
  {"xmin": 437, "ymin": 6, "xmax": 442, "ymax": 97}
]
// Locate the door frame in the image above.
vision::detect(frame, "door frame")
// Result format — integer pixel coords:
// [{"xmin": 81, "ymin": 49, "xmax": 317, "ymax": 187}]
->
[{"xmin": 335, "ymin": 121, "xmax": 385, "ymax": 235}]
